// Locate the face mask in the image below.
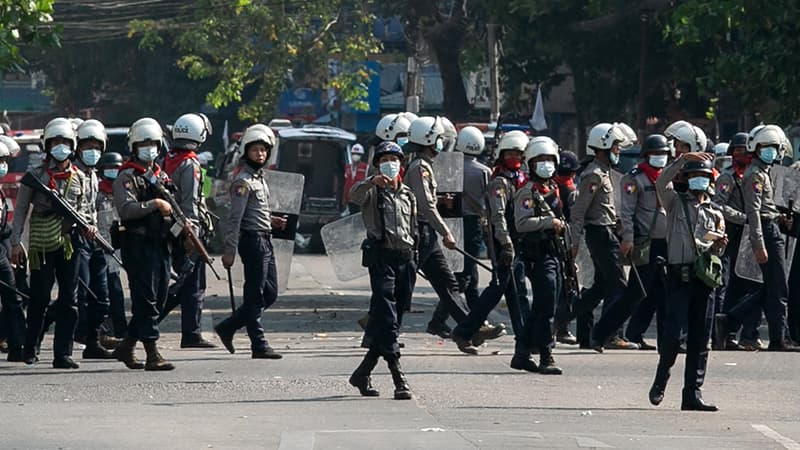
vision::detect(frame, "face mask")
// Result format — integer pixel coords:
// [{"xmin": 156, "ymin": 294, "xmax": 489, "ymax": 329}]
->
[
  {"xmin": 351, "ymin": 154, "xmax": 362, "ymax": 163},
  {"xmin": 434, "ymin": 138, "xmax": 444, "ymax": 153},
  {"xmin": 397, "ymin": 137, "xmax": 409, "ymax": 147},
  {"xmin": 733, "ymin": 154, "xmax": 751, "ymax": 168},
  {"xmin": 688, "ymin": 176, "xmax": 710, "ymax": 192},
  {"xmin": 759, "ymin": 146, "xmax": 778, "ymax": 164},
  {"xmin": 81, "ymin": 149, "xmax": 102, "ymax": 167},
  {"xmin": 648, "ymin": 154, "xmax": 668, "ymax": 169},
  {"xmin": 609, "ymin": 151, "xmax": 619, "ymax": 166},
  {"xmin": 379, "ymin": 160, "xmax": 401, "ymax": 179},
  {"xmin": 50, "ymin": 144, "xmax": 72, "ymax": 162},
  {"xmin": 137, "ymin": 145, "xmax": 159, "ymax": 162},
  {"xmin": 534, "ymin": 161, "xmax": 556, "ymax": 179},
  {"xmin": 103, "ymin": 168, "xmax": 119, "ymax": 180},
  {"xmin": 0, "ymin": 163, "xmax": 8, "ymax": 178}
]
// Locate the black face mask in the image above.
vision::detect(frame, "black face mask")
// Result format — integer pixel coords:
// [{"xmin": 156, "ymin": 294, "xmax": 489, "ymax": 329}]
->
[
  {"xmin": 244, "ymin": 158, "xmax": 267, "ymax": 171},
  {"xmin": 673, "ymin": 181, "xmax": 689, "ymax": 193}
]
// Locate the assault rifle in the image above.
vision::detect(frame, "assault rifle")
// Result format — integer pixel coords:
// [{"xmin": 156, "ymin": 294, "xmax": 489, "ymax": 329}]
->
[
  {"xmin": 554, "ymin": 223, "xmax": 580, "ymax": 305},
  {"xmin": 21, "ymin": 172, "xmax": 123, "ymax": 266}
]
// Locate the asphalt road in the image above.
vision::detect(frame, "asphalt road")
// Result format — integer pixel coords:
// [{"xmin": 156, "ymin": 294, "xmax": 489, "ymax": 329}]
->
[{"xmin": 1, "ymin": 254, "xmax": 798, "ymax": 449}]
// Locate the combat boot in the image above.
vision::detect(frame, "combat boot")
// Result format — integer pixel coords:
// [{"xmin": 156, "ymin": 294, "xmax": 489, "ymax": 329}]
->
[
  {"xmin": 349, "ymin": 352, "xmax": 380, "ymax": 397},
  {"xmin": 452, "ymin": 333, "xmax": 478, "ymax": 355},
  {"xmin": 387, "ymin": 357, "xmax": 412, "ymax": 400},
  {"xmin": 143, "ymin": 340, "xmax": 175, "ymax": 371},
  {"xmin": 538, "ymin": 348, "xmax": 563, "ymax": 375},
  {"xmin": 471, "ymin": 322, "xmax": 506, "ymax": 346},
  {"xmin": 649, "ymin": 367, "xmax": 670, "ymax": 406},
  {"xmin": 681, "ymin": 388, "xmax": 718, "ymax": 412},
  {"xmin": 112, "ymin": 336, "xmax": 145, "ymax": 369},
  {"xmin": 82, "ymin": 338, "xmax": 115, "ymax": 360},
  {"xmin": 510, "ymin": 353, "xmax": 539, "ymax": 373}
]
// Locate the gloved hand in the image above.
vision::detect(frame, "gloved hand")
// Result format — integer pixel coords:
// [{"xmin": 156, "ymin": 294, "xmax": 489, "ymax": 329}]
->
[{"xmin": 499, "ymin": 243, "xmax": 514, "ymax": 266}]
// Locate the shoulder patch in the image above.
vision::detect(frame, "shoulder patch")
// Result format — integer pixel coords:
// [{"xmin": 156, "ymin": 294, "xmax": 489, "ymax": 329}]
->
[
  {"xmin": 752, "ymin": 181, "xmax": 762, "ymax": 195},
  {"xmin": 521, "ymin": 197, "xmax": 534, "ymax": 210},
  {"xmin": 494, "ymin": 185, "xmax": 506, "ymax": 198},
  {"xmin": 719, "ymin": 181, "xmax": 731, "ymax": 194},
  {"xmin": 420, "ymin": 167, "xmax": 431, "ymax": 179},
  {"xmin": 588, "ymin": 183, "xmax": 598, "ymax": 194},
  {"xmin": 233, "ymin": 182, "xmax": 248, "ymax": 197},
  {"xmin": 623, "ymin": 182, "xmax": 636, "ymax": 195}
]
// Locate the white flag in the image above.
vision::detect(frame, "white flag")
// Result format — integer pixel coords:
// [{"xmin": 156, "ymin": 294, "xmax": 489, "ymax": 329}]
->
[
  {"xmin": 530, "ymin": 86, "xmax": 548, "ymax": 131},
  {"xmin": 222, "ymin": 120, "xmax": 229, "ymax": 150}
]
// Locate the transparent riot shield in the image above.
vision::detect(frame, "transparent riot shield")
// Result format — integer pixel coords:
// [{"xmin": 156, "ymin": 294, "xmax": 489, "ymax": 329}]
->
[
  {"xmin": 266, "ymin": 170, "xmax": 305, "ymax": 293},
  {"xmin": 321, "ymin": 212, "xmax": 369, "ymax": 281},
  {"xmin": 735, "ymin": 224, "xmax": 763, "ymax": 283},
  {"xmin": 610, "ymin": 169, "xmax": 624, "ymax": 212},
  {"xmin": 432, "ymin": 151, "xmax": 464, "ymax": 272},
  {"xmin": 575, "ymin": 236, "xmax": 595, "ymax": 289},
  {"xmin": 770, "ymin": 165, "xmax": 800, "ymax": 275}
]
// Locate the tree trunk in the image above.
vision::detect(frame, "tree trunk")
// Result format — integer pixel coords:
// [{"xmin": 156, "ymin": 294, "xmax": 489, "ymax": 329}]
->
[{"xmin": 425, "ymin": 23, "xmax": 470, "ymax": 120}]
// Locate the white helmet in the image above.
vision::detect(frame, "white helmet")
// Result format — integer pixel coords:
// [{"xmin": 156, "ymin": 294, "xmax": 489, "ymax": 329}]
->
[
  {"xmin": 351, "ymin": 143, "xmax": 365, "ymax": 155},
  {"xmin": 43, "ymin": 117, "xmax": 77, "ymax": 149},
  {"xmin": 493, "ymin": 130, "xmax": 529, "ymax": 160},
  {"xmin": 670, "ymin": 123, "xmax": 707, "ymax": 152},
  {"xmin": 454, "ymin": 126, "xmax": 485, "ymax": 155},
  {"xmin": 524, "ymin": 136, "xmax": 560, "ymax": 165},
  {"xmin": 0, "ymin": 141, "xmax": 9, "ymax": 158},
  {"xmin": 77, "ymin": 119, "xmax": 107, "ymax": 151},
  {"xmin": 713, "ymin": 142, "xmax": 729, "ymax": 156},
  {"xmin": 664, "ymin": 120, "xmax": 692, "ymax": 139},
  {"xmin": 0, "ymin": 135, "xmax": 20, "ymax": 157},
  {"xmin": 128, "ymin": 117, "xmax": 163, "ymax": 149},
  {"xmin": 615, "ymin": 122, "xmax": 638, "ymax": 149},
  {"xmin": 408, "ymin": 116, "xmax": 445, "ymax": 147},
  {"xmin": 172, "ymin": 113, "xmax": 212, "ymax": 149},
  {"xmin": 586, "ymin": 123, "xmax": 627, "ymax": 154},
  {"xmin": 440, "ymin": 117, "xmax": 457, "ymax": 152},
  {"xmin": 240, "ymin": 124, "xmax": 276, "ymax": 153},
  {"xmin": 747, "ymin": 124, "xmax": 788, "ymax": 154},
  {"xmin": 399, "ymin": 111, "xmax": 418, "ymax": 122},
  {"xmin": 375, "ymin": 113, "xmax": 411, "ymax": 142}
]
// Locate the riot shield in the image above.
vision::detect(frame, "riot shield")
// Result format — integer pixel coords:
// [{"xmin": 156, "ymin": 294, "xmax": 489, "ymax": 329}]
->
[
  {"xmin": 321, "ymin": 212, "xmax": 369, "ymax": 281},
  {"xmin": 575, "ymin": 237, "xmax": 595, "ymax": 289},
  {"xmin": 610, "ymin": 168, "xmax": 624, "ymax": 212},
  {"xmin": 432, "ymin": 151, "xmax": 464, "ymax": 272},
  {"xmin": 735, "ymin": 224, "xmax": 764, "ymax": 283},
  {"xmin": 265, "ymin": 170, "xmax": 304, "ymax": 293},
  {"xmin": 770, "ymin": 165, "xmax": 799, "ymax": 274}
]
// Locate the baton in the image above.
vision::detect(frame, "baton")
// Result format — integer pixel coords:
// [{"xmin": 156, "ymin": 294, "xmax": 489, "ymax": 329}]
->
[
  {"xmin": 452, "ymin": 246, "xmax": 493, "ymax": 272},
  {"xmin": 627, "ymin": 255, "xmax": 648, "ymax": 298},
  {"xmin": 78, "ymin": 277, "xmax": 99, "ymax": 301},
  {"xmin": 0, "ymin": 278, "xmax": 29, "ymax": 301},
  {"xmin": 226, "ymin": 267, "xmax": 236, "ymax": 314}
]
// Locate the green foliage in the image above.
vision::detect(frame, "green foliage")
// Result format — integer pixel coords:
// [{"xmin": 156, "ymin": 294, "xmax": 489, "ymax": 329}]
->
[
  {"xmin": 130, "ymin": 1, "xmax": 382, "ymax": 121},
  {"xmin": 0, "ymin": 0, "xmax": 60, "ymax": 71}
]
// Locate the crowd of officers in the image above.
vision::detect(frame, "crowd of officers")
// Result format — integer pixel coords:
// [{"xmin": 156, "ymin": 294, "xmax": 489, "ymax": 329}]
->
[
  {"xmin": 0, "ymin": 111, "xmax": 796, "ymax": 414},
  {"xmin": 350, "ymin": 113, "xmax": 799, "ymax": 411}
]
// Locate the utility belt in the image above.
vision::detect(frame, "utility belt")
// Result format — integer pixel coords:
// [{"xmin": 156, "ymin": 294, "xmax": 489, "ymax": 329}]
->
[
  {"xmin": 241, "ymin": 229, "xmax": 271, "ymax": 239},
  {"xmin": 517, "ymin": 230, "xmax": 558, "ymax": 261},
  {"xmin": 361, "ymin": 238, "xmax": 415, "ymax": 266},
  {"xmin": 114, "ymin": 215, "xmax": 171, "ymax": 247}
]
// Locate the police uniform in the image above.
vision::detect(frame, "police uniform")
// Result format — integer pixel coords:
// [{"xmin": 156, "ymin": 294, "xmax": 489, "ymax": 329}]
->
[
  {"xmin": 592, "ymin": 166, "xmax": 667, "ymax": 347},
  {"xmin": 742, "ymin": 158, "xmax": 790, "ymax": 348},
  {"xmin": 404, "ymin": 154, "xmax": 468, "ymax": 331},
  {"xmin": 215, "ymin": 162, "xmax": 279, "ymax": 356},
  {"xmin": 164, "ymin": 151, "xmax": 210, "ymax": 347},
  {"xmin": 12, "ymin": 163, "xmax": 89, "ymax": 366},
  {"xmin": 515, "ymin": 177, "xmax": 564, "ymax": 373},
  {"xmin": 569, "ymin": 159, "xmax": 627, "ymax": 346},
  {"xmin": 652, "ymin": 158, "xmax": 725, "ymax": 410},
  {"xmin": 456, "ymin": 155, "xmax": 492, "ymax": 308},
  {"xmin": 0, "ymin": 186, "xmax": 24, "ymax": 361},
  {"xmin": 98, "ymin": 178, "xmax": 126, "ymax": 338}
]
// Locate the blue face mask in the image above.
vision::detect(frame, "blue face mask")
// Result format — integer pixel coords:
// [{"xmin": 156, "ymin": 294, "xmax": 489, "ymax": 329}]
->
[
  {"xmin": 688, "ymin": 176, "xmax": 710, "ymax": 192},
  {"xmin": 434, "ymin": 138, "xmax": 444, "ymax": 153},
  {"xmin": 397, "ymin": 137, "xmax": 409, "ymax": 147},
  {"xmin": 759, "ymin": 146, "xmax": 778, "ymax": 164},
  {"xmin": 81, "ymin": 149, "xmax": 101, "ymax": 167},
  {"xmin": 103, "ymin": 168, "xmax": 119, "ymax": 180},
  {"xmin": 534, "ymin": 161, "xmax": 556, "ymax": 179},
  {"xmin": 609, "ymin": 151, "xmax": 619, "ymax": 166},
  {"xmin": 0, "ymin": 163, "xmax": 7, "ymax": 178},
  {"xmin": 50, "ymin": 143, "xmax": 72, "ymax": 162},
  {"xmin": 648, "ymin": 154, "xmax": 668, "ymax": 168},
  {"xmin": 379, "ymin": 160, "xmax": 401, "ymax": 179},
  {"xmin": 137, "ymin": 145, "xmax": 159, "ymax": 162}
]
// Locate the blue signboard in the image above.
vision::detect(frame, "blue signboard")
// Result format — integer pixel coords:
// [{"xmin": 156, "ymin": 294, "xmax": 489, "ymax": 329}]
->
[{"xmin": 278, "ymin": 88, "xmax": 323, "ymax": 117}]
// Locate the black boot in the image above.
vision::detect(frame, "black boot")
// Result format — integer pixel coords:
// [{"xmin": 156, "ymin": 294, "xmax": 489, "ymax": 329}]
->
[
  {"xmin": 112, "ymin": 336, "xmax": 145, "ymax": 369},
  {"xmin": 143, "ymin": 340, "xmax": 175, "ymax": 371},
  {"xmin": 349, "ymin": 352, "xmax": 380, "ymax": 397},
  {"xmin": 649, "ymin": 366, "xmax": 670, "ymax": 406},
  {"xmin": 7, "ymin": 346, "xmax": 24, "ymax": 362},
  {"xmin": 538, "ymin": 348, "xmax": 562, "ymax": 375},
  {"xmin": 510, "ymin": 353, "xmax": 539, "ymax": 373},
  {"xmin": 681, "ymin": 388, "xmax": 718, "ymax": 412},
  {"xmin": 82, "ymin": 337, "xmax": 115, "ymax": 360},
  {"xmin": 386, "ymin": 357, "xmax": 412, "ymax": 400}
]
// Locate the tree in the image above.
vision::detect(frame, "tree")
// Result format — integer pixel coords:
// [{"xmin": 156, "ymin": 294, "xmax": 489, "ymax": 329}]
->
[
  {"xmin": 0, "ymin": 0, "xmax": 59, "ymax": 71},
  {"xmin": 131, "ymin": 0, "xmax": 382, "ymax": 122}
]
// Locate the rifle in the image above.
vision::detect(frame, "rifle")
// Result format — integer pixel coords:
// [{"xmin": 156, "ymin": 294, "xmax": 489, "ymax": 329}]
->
[
  {"xmin": 21, "ymin": 172, "xmax": 123, "ymax": 266},
  {"xmin": 554, "ymin": 223, "xmax": 581, "ymax": 306},
  {"xmin": 142, "ymin": 169, "xmax": 221, "ymax": 281}
]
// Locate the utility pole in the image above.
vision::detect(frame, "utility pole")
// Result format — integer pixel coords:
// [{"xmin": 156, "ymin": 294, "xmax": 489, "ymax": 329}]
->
[
  {"xmin": 635, "ymin": 11, "xmax": 649, "ymax": 140},
  {"xmin": 487, "ymin": 23, "xmax": 500, "ymax": 123},
  {"xmin": 405, "ymin": 55, "xmax": 420, "ymax": 114}
]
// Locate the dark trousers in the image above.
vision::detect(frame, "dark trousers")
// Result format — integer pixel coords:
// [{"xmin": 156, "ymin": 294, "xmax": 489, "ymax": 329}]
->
[
  {"xmin": 522, "ymin": 248, "xmax": 562, "ymax": 353},
  {"xmin": 789, "ymin": 239, "xmax": 800, "ymax": 342},
  {"xmin": 655, "ymin": 267, "xmax": 714, "ymax": 395},
  {"xmin": 455, "ymin": 215, "xmax": 482, "ymax": 309},
  {"xmin": 121, "ymin": 234, "xmax": 169, "ymax": 342},
  {"xmin": 365, "ymin": 251, "xmax": 416, "ymax": 357},
  {"xmin": 77, "ymin": 241, "xmax": 109, "ymax": 342},
  {"xmin": 418, "ymin": 222, "xmax": 468, "ymax": 325},
  {"xmin": 26, "ymin": 241, "xmax": 80, "ymax": 358},
  {"xmin": 592, "ymin": 239, "xmax": 667, "ymax": 344},
  {"xmin": 0, "ymin": 243, "xmax": 24, "ymax": 351},
  {"xmin": 172, "ymin": 245, "xmax": 207, "ymax": 340},
  {"xmin": 216, "ymin": 232, "xmax": 277, "ymax": 352},
  {"xmin": 721, "ymin": 224, "xmax": 761, "ymax": 341},
  {"xmin": 575, "ymin": 225, "xmax": 627, "ymax": 345},
  {"xmin": 107, "ymin": 269, "xmax": 127, "ymax": 338}
]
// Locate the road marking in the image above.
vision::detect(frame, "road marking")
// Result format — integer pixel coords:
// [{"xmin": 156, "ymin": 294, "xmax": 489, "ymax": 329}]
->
[
  {"xmin": 278, "ymin": 431, "xmax": 315, "ymax": 450},
  {"xmin": 576, "ymin": 436, "xmax": 613, "ymax": 448},
  {"xmin": 752, "ymin": 424, "xmax": 800, "ymax": 450}
]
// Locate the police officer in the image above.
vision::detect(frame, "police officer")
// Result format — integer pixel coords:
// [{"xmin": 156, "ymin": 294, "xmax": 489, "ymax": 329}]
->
[
  {"xmin": 0, "ymin": 140, "xmax": 25, "ymax": 362},
  {"xmin": 216, "ymin": 124, "xmax": 285, "ymax": 359},
  {"xmin": 11, "ymin": 117, "xmax": 91, "ymax": 368},
  {"xmin": 712, "ymin": 133, "xmax": 761, "ymax": 350},
  {"xmin": 552, "ymin": 151, "xmax": 579, "ymax": 345},
  {"xmin": 111, "ymin": 117, "xmax": 174, "ymax": 371},
  {"xmin": 74, "ymin": 119, "xmax": 115, "ymax": 359},
  {"xmin": 348, "ymin": 141, "xmax": 416, "ymax": 400},
  {"xmin": 513, "ymin": 136, "xmax": 568, "ymax": 375},
  {"xmin": 592, "ymin": 135, "xmax": 670, "ymax": 351},
  {"xmin": 451, "ymin": 131, "xmax": 530, "ymax": 356},
  {"xmin": 164, "ymin": 113, "xmax": 215, "ymax": 348},
  {"xmin": 453, "ymin": 126, "xmax": 491, "ymax": 308},
  {"xmin": 97, "ymin": 152, "xmax": 127, "ymax": 341},
  {"xmin": 570, "ymin": 123, "xmax": 637, "ymax": 352},
  {"xmin": 651, "ymin": 152, "xmax": 726, "ymax": 411}
]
